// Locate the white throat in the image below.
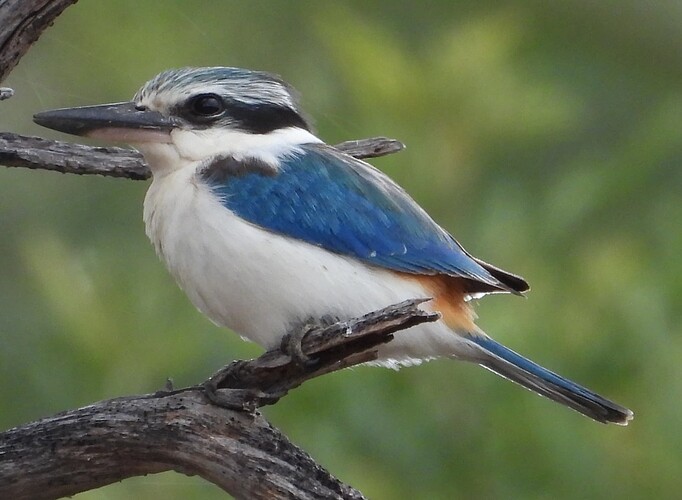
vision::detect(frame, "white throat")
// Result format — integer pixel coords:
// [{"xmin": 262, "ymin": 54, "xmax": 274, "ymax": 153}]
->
[{"xmin": 134, "ymin": 126, "xmax": 323, "ymax": 176}]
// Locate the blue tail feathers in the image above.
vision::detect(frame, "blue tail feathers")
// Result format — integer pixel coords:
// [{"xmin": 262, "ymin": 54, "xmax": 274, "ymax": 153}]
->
[{"xmin": 468, "ymin": 335, "xmax": 633, "ymax": 425}]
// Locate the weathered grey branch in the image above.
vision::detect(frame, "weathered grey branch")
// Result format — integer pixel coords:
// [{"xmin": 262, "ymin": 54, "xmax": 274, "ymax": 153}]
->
[
  {"xmin": 1, "ymin": 391, "xmax": 360, "ymax": 500},
  {"xmin": 0, "ymin": 0, "xmax": 78, "ymax": 82},
  {"xmin": 0, "ymin": 133, "xmax": 152, "ymax": 179},
  {"xmin": 0, "ymin": 133, "xmax": 404, "ymax": 179},
  {"xmin": 332, "ymin": 137, "xmax": 405, "ymax": 160},
  {"xmin": 204, "ymin": 298, "xmax": 439, "ymax": 409},
  {"xmin": 0, "ymin": 133, "xmax": 404, "ymax": 178},
  {"xmin": 0, "ymin": 300, "xmax": 439, "ymax": 500}
]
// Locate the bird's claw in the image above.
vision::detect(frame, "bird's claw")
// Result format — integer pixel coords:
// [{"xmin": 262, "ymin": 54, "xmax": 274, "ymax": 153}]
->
[
  {"xmin": 281, "ymin": 325, "xmax": 316, "ymax": 367},
  {"xmin": 280, "ymin": 315, "xmax": 339, "ymax": 367}
]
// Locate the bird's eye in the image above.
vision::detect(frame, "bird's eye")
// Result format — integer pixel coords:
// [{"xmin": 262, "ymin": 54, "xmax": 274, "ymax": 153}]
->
[{"xmin": 189, "ymin": 94, "xmax": 224, "ymax": 117}]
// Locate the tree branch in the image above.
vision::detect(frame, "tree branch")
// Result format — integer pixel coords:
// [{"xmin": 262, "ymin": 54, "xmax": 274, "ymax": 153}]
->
[
  {"xmin": 0, "ymin": 133, "xmax": 404, "ymax": 180},
  {"xmin": 0, "ymin": 300, "xmax": 439, "ymax": 500},
  {"xmin": 0, "ymin": 0, "xmax": 78, "ymax": 83}
]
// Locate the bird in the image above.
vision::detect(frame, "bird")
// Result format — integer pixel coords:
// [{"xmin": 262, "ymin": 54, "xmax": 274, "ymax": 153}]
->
[{"xmin": 34, "ymin": 66, "xmax": 633, "ymax": 425}]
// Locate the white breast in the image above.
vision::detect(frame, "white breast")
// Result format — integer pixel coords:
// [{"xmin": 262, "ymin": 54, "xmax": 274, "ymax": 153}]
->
[{"xmin": 142, "ymin": 166, "xmax": 471, "ymax": 366}]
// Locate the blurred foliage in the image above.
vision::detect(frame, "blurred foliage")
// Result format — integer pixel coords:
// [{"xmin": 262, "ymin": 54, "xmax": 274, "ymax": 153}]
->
[{"xmin": 1, "ymin": 1, "xmax": 681, "ymax": 498}]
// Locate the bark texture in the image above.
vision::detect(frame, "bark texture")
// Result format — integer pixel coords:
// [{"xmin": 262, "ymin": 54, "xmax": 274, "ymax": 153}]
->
[
  {"xmin": 0, "ymin": 300, "xmax": 438, "ymax": 499},
  {"xmin": 0, "ymin": 132, "xmax": 403, "ymax": 180}
]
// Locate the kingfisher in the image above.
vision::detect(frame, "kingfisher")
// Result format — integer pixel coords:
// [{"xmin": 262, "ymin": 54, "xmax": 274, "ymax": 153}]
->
[{"xmin": 34, "ymin": 67, "xmax": 632, "ymax": 425}]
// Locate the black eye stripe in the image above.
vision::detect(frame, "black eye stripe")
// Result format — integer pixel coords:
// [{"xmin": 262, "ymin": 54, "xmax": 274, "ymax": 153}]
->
[
  {"xmin": 177, "ymin": 95, "xmax": 310, "ymax": 134},
  {"xmin": 225, "ymin": 100, "xmax": 309, "ymax": 134}
]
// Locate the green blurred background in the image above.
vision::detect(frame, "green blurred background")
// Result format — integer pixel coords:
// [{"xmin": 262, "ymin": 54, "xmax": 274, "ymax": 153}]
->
[{"xmin": 1, "ymin": 1, "xmax": 680, "ymax": 498}]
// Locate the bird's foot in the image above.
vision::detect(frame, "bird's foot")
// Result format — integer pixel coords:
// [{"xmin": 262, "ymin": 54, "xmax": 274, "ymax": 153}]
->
[
  {"xmin": 280, "ymin": 324, "xmax": 316, "ymax": 367},
  {"xmin": 280, "ymin": 314, "xmax": 340, "ymax": 367}
]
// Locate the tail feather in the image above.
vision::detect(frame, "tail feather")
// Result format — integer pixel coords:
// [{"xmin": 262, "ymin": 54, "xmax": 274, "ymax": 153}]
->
[{"xmin": 468, "ymin": 335, "xmax": 633, "ymax": 425}]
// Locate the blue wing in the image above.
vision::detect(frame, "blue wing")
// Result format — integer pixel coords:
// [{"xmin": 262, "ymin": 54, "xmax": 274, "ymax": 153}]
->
[{"xmin": 203, "ymin": 143, "xmax": 523, "ymax": 292}]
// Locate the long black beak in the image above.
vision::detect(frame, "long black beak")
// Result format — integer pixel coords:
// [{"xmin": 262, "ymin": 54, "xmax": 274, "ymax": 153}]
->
[{"xmin": 34, "ymin": 102, "xmax": 176, "ymax": 142}]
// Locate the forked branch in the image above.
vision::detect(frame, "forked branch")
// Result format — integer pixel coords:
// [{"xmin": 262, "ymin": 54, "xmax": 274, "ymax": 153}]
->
[{"xmin": 0, "ymin": 300, "xmax": 438, "ymax": 500}]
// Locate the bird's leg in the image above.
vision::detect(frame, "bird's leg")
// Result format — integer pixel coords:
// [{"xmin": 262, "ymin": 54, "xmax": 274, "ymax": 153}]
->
[
  {"xmin": 280, "ymin": 314, "xmax": 340, "ymax": 367},
  {"xmin": 206, "ymin": 314, "xmax": 339, "ymax": 410},
  {"xmin": 281, "ymin": 323, "xmax": 317, "ymax": 367}
]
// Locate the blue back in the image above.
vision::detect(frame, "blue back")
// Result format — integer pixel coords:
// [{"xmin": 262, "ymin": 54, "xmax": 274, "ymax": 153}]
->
[{"xmin": 206, "ymin": 144, "xmax": 499, "ymax": 285}]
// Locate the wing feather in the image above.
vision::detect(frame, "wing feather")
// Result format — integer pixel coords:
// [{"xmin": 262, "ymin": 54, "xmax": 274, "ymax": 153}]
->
[{"xmin": 203, "ymin": 143, "xmax": 527, "ymax": 294}]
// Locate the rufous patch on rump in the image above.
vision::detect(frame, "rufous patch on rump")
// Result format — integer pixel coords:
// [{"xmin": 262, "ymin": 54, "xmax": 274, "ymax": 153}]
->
[{"xmin": 400, "ymin": 273, "xmax": 478, "ymax": 333}]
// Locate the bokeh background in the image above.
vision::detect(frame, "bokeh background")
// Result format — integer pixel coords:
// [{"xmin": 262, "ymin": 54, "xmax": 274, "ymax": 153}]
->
[{"xmin": 1, "ymin": 1, "xmax": 681, "ymax": 498}]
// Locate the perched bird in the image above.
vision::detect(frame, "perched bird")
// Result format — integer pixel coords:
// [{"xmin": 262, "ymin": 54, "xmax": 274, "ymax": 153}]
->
[{"xmin": 34, "ymin": 67, "xmax": 633, "ymax": 425}]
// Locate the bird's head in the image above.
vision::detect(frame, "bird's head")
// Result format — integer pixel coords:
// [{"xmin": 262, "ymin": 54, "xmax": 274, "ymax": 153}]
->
[{"xmin": 34, "ymin": 67, "xmax": 316, "ymax": 174}]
